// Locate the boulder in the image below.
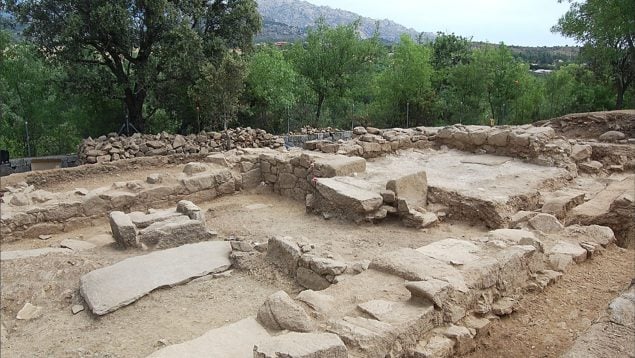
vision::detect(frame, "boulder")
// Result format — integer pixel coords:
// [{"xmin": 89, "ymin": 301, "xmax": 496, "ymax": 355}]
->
[
  {"xmin": 315, "ymin": 177, "xmax": 383, "ymax": 214},
  {"xmin": 257, "ymin": 291, "xmax": 315, "ymax": 332},
  {"xmin": 386, "ymin": 170, "xmax": 427, "ymax": 206},
  {"xmin": 267, "ymin": 236, "xmax": 301, "ymax": 275},
  {"xmin": 183, "ymin": 162, "xmax": 209, "ymax": 176},
  {"xmin": 599, "ymin": 130, "xmax": 626, "ymax": 142}
]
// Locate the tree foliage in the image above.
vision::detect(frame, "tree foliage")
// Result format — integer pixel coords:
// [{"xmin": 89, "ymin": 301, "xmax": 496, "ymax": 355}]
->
[
  {"xmin": 8, "ymin": 0, "xmax": 261, "ymax": 131},
  {"xmin": 553, "ymin": 0, "xmax": 635, "ymax": 108}
]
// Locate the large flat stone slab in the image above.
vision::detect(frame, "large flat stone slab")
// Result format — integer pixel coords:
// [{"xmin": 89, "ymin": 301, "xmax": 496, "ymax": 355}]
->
[
  {"xmin": 315, "ymin": 177, "xmax": 383, "ymax": 213},
  {"xmin": 254, "ymin": 332, "xmax": 347, "ymax": 358},
  {"xmin": 148, "ymin": 317, "xmax": 271, "ymax": 358},
  {"xmin": 313, "ymin": 155, "xmax": 366, "ymax": 177},
  {"xmin": 80, "ymin": 241, "xmax": 231, "ymax": 315}
]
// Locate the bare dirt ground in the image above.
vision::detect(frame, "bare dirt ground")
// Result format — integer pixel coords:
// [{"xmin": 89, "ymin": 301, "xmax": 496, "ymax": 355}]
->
[
  {"xmin": 1, "ymin": 150, "xmax": 634, "ymax": 357},
  {"xmin": 464, "ymin": 246, "xmax": 635, "ymax": 358}
]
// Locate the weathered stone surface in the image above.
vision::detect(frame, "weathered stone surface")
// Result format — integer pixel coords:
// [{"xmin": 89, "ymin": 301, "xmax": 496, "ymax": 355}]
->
[
  {"xmin": 598, "ymin": 130, "xmax": 626, "ymax": 142},
  {"xmin": 548, "ymin": 241, "xmax": 587, "ymax": 263},
  {"xmin": 386, "ymin": 170, "xmax": 428, "ymax": 206},
  {"xmin": 541, "ymin": 193, "xmax": 585, "ymax": 220},
  {"xmin": 406, "ymin": 279, "xmax": 452, "ymax": 308},
  {"xmin": 579, "ymin": 160, "xmax": 603, "ymax": 173},
  {"xmin": 313, "ymin": 155, "xmax": 367, "ymax": 177},
  {"xmin": 296, "ymin": 267, "xmax": 331, "ymax": 291},
  {"xmin": 71, "ymin": 304, "xmax": 85, "ymax": 314},
  {"xmin": 60, "ymin": 239, "xmax": 96, "ymax": 251},
  {"xmin": 608, "ymin": 285, "xmax": 635, "ymax": 327},
  {"xmin": 267, "ymin": 236, "xmax": 301, "ymax": 275},
  {"xmin": 563, "ymin": 322, "xmax": 635, "ymax": 358},
  {"xmin": 462, "ymin": 315, "xmax": 491, "ymax": 336},
  {"xmin": 491, "ymin": 297, "xmax": 516, "ymax": 316},
  {"xmin": 412, "ymin": 335, "xmax": 454, "ymax": 358},
  {"xmin": 16, "ymin": 302, "xmax": 43, "ymax": 320},
  {"xmin": 570, "ymin": 144, "xmax": 592, "ymax": 161},
  {"xmin": 148, "ymin": 317, "xmax": 271, "ymax": 358},
  {"xmin": 183, "ymin": 162, "xmax": 209, "ymax": 176},
  {"xmin": 371, "ymin": 248, "xmax": 468, "ymax": 292},
  {"xmin": 109, "ymin": 211, "xmax": 138, "ymax": 248},
  {"xmin": 176, "ymin": 200, "xmax": 205, "ymax": 222},
  {"xmin": 1, "ymin": 247, "xmax": 72, "ymax": 261},
  {"xmin": 380, "ymin": 190, "xmax": 396, "ymax": 204},
  {"xmin": 146, "ymin": 173, "xmax": 163, "ymax": 184},
  {"xmin": 315, "ymin": 177, "xmax": 383, "ymax": 214},
  {"xmin": 303, "ymin": 256, "xmax": 347, "ymax": 276},
  {"xmin": 257, "ymin": 291, "xmax": 315, "ymax": 332},
  {"xmin": 80, "ymin": 241, "xmax": 231, "ymax": 315},
  {"xmin": 326, "ymin": 316, "xmax": 395, "ymax": 353},
  {"xmin": 563, "ymin": 225, "xmax": 616, "ymax": 247},
  {"xmin": 528, "ymin": 213, "xmax": 564, "ymax": 234},
  {"xmin": 417, "ymin": 239, "xmax": 481, "ymax": 266},
  {"xmin": 403, "ymin": 210, "xmax": 438, "ymax": 228},
  {"xmin": 442, "ymin": 325, "xmax": 474, "ymax": 355},
  {"xmin": 254, "ymin": 332, "xmax": 347, "ymax": 358},
  {"xmin": 487, "ymin": 229, "xmax": 544, "ymax": 251},
  {"xmin": 138, "ymin": 216, "xmax": 215, "ymax": 249},
  {"xmin": 297, "ymin": 290, "xmax": 335, "ymax": 314},
  {"xmin": 128, "ymin": 210, "xmax": 184, "ymax": 229},
  {"xmin": 9, "ymin": 193, "xmax": 30, "ymax": 206},
  {"xmin": 549, "ymin": 253, "xmax": 574, "ymax": 272}
]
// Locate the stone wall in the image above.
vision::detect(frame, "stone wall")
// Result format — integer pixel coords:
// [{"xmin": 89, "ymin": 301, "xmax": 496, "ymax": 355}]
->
[
  {"xmin": 77, "ymin": 128, "xmax": 285, "ymax": 164},
  {"xmin": 0, "ymin": 163, "xmax": 237, "ymax": 241}
]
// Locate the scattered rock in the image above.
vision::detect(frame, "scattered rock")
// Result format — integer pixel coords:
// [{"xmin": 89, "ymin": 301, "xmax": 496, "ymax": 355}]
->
[
  {"xmin": 257, "ymin": 291, "xmax": 315, "ymax": 332},
  {"xmin": 570, "ymin": 144, "xmax": 592, "ymax": 161},
  {"xmin": 183, "ymin": 162, "xmax": 208, "ymax": 176},
  {"xmin": 146, "ymin": 174, "xmax": 163, "ymax": 184},
  {"xmin": 16, "ymin": 303, "xmax": 43, "ymax": 320},
  {"xmin": 38, "ymin": 234, "xmax": 52, "ymax": 241},
  {"xmin": 491, "ymin": 297, "xmax": 516, "ymax": 316},
  {"xmin": 296, "ymin": 267, "xmax": 332, "ymax": 291},
  {"xmin": 109, "ymin": 211, "xmax": 138, "ymax": 248},
  {"xmin": 579, "ymin": 160, "xmax": 603, "ymax": 173},
  {"xmin": 71, "ymin": 305, "xmax": 85, "ymax": 315},
  {"xmin": 413, "ymin": 335, "xmax": 455, "ymax": 358},
  {"xmin": 296, "ymin": 290, "xmax": 335, "ymax": 315},
  {"xmin": 548, "ymin": 241, "xmax": 587, "ymax": 263}
]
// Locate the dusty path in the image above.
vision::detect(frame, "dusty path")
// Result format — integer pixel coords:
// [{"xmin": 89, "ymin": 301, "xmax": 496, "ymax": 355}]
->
[{"xmin": 463, "ymin": 246, "xmax": 635, "ymax": 358}]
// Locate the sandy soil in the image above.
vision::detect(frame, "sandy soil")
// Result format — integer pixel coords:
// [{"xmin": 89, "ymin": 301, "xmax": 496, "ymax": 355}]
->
[{"xmin": 463, "ymin": 246, "xmax": 635, "ymax": 358}]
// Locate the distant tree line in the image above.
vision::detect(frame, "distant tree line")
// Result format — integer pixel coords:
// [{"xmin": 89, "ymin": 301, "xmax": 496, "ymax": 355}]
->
[{"xmin": 0, "ymin": 0, "xmax": 633, "ymax": 157}]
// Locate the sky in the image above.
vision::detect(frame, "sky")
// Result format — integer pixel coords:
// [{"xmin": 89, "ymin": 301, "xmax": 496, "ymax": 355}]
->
[{"xmin": 304, "ymin": 0, "xmax": 578, "ymax": 46}]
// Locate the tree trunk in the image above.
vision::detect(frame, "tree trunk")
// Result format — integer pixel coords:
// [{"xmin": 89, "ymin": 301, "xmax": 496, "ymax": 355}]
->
[
  {"xmin": 315, "ymin": 93, "xmax": 325, "ymax": 123},
  {"xmin": 616, "ymin": 82, "xmax": 625, "ymax": 110},
  {"xmin": 124, "ymin": 88, "xmax": 146, "ymax": 133}
]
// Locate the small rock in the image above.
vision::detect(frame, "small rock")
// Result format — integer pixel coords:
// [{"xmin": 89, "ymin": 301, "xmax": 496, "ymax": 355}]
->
[
  {"xmin": 16, "ymin": 303, "xmax": 43, "ymax": 320},
  {"xmin": 212, "ymin": 270, "xmax": 233, "ymax": 279},
  {"xmin": 9, "ymin": 193, "xmax": 30, "ymax": 206},
  {"xmin": 71, "ymin": 304, "xmax": 85, "ymax": 314},
  {"xmin": 491, "ymin": 297, "xmax": 516, "ymax": 316},
  {"xmin": 38, "ymin": 234, "xmax": 52, "ymax": 241},
  {"xmin": 74, "ymin": 188, "xmax": 89, "ymax": 196},
  {"xmin": 570, "ymin": 144, "xmax": 592, "ymax": 161},
  {"xmin": 146, "ymin": 174, "xmax": 163, "ymax": 184},
  {"xmin": 579, "ymin": 161, "xmax": 603, "ymax": 173}
]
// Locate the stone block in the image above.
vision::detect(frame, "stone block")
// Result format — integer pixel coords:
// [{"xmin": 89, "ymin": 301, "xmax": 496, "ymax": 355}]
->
[
  {"xmin": 257, "ymin": 290, "xmax": 315, "ymax": 332},
  {"xmin": 254, "ymin": 332, "xmax": 347, "ymax": 358},
  {"xmin": 386, "ymin": 170, "xmax": 427, "ymax": 206},
  {"xmin": 267, "ymin": 236, "xmax": 302, "ymax": 275},
  {"xmin": 109, "ymin": 211, "xmax": 138, "ymax": 248}
]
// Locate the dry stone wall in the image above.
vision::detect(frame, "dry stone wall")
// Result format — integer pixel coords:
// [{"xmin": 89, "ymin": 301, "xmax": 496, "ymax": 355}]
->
[
  {"xmin": 0, "ymin": 164, "xmax": 236, "ymax": 241},
  {"xmin": 77, "ymin": 128, "xmax": 285, "ymax": 164}
]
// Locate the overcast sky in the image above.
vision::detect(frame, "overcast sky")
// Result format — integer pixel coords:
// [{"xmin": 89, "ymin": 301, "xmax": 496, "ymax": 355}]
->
[{"xmin": 305, "ymin": 0, "xmax": 577, "ymax": 46}]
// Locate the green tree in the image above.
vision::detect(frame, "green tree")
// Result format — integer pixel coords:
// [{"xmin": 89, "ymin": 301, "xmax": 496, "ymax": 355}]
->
[
  {"xmin": 374, "ymin": 35, "xmax": 434, "ymax": 127},
  {"xmin": 8, "ymin": 0, "xmax": 262, "ymax": 132},
  {"xmin": 190, "ymin": 52, "xmax": 247, "ymax": 136},
  {"xmin": 289, "ymin": 20, "xmax": 384, "ymax": 124},
  {"xmin": 553, "ymin": 0, "xmax": 635, "ymax": 109},
  {"xmin": 246, "ymin": 46, "xmax": 302, "ymax": 132}
]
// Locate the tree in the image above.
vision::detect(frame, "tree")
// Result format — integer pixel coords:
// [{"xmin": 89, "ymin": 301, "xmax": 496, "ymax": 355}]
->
[
  {"xmin": 374, "ymin": 35, "xmax": 434, "ymax": 127},
  {"xmin": 289, "ymin": 20, "xmax": 384, "ymax": 123},
  {"xmin": 553, "ymin": 0, "xmax": 635, "ymax": 109},
  {"xmin": 190, "ymin": 52, "xmax": 247, "ymax": 136},
  {"xmin": 246, "ymin": 46, "xmax": 302, "ymax": 132},
  {"xmin": 8, "ymin": 0, "xmax": 261, "ymax": 132}
]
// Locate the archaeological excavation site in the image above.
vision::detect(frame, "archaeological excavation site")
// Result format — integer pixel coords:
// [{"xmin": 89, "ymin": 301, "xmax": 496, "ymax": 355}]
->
[{"xmin": 0, "ymin": 111, "xmax": 634, "ymax": 358}]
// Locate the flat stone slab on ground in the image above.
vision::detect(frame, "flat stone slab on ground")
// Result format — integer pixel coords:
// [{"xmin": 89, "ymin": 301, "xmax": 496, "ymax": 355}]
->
[
  {"xmin": 254, "ymin": 332, "xmax": 347, "ymax": 358},
  {"xmin": 148, "ymin": 317, "xmax": 271, "ymax": 358},
  {"xmin": 0, "ymin": 247, "xmax": 72, "ymax": 261},
  {"xmin": 60, "ymin": 238, "xmax": 97, "ymax": 251},
  {"xmin": 80, "ymin": 241, "xmax": 231, "ymax": 315}
]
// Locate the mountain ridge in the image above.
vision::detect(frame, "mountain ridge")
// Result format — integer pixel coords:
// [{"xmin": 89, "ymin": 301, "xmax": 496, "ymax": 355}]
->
[{"xmin": 256, "ymin": 0, "xmax": 434, "ymax": 44}]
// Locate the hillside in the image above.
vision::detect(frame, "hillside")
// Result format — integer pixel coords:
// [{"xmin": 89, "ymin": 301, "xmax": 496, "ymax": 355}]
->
[{"xmin": 256, "ymin": 0, "xmax": 434, "ymax": 44}]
